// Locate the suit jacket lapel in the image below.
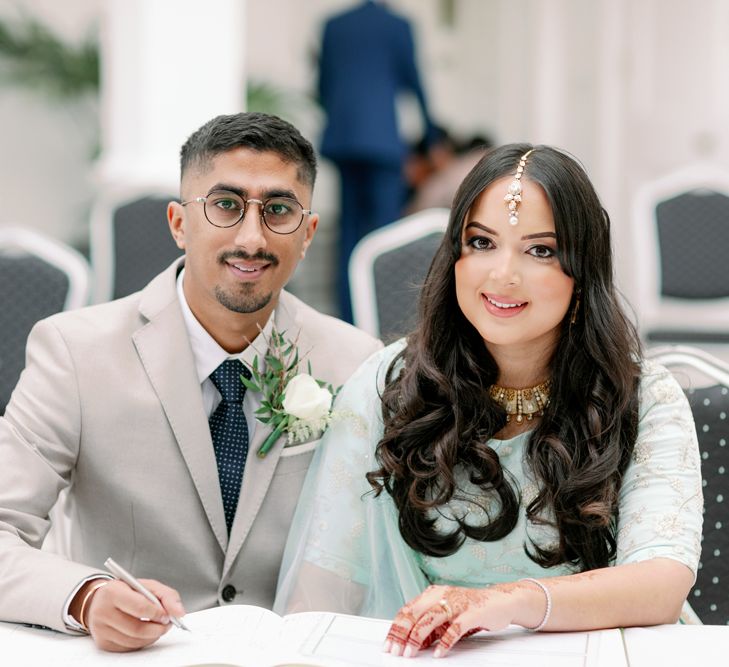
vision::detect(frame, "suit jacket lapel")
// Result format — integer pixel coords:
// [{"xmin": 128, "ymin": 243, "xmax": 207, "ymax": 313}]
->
[
  {"xmin": 223, "ymin": 292, "xmax": 306, "ymax": 576},
  {"xmin": 133, "ymin": 261, "xmax": 228, "ymax": 553}
]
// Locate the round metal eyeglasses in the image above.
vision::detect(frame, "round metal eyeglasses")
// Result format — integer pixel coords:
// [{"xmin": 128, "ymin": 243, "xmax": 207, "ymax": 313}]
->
[{"xmin": 181, "ymin": 190, "xmax": 313, "ymax": 235}]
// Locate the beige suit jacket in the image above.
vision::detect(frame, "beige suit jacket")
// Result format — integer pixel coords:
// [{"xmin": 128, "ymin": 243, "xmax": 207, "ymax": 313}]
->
[{"xmin": 0, "ymin": 259, "xmax": 381, "ymax": 631}]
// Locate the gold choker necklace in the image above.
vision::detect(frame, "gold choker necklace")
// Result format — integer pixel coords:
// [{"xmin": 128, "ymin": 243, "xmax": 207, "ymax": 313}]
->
[{"xmin": 489, "ymin": 380, "xmax": 551, "ymax": 423}]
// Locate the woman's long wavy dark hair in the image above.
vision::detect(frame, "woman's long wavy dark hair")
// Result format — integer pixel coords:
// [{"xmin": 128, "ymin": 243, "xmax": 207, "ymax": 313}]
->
[{"xmin": 366, "ymin": 144, "xmax": 642, "ymax": 571}]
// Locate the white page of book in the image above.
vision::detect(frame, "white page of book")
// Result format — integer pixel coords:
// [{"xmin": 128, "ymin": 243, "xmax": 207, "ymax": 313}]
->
[
  {"xmin": 280, "ymin": 613, "xmax": 627, "ymax": 667},
  {"xmin": 623, "ymin": 624, "xmax": 729, "ymax": 665},
  {"xmin": 1, "ymin": 607, "xmax": 627, "ymax": 667},
  {"xmin": 0, "ymin": 606, "xmax": 279, "ymax": 667}
]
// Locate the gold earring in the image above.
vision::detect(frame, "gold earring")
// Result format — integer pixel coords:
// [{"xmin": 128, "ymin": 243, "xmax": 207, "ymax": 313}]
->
[{"xmin": 570, "ymin": 292, "xmax": 581, "ymax": 325}]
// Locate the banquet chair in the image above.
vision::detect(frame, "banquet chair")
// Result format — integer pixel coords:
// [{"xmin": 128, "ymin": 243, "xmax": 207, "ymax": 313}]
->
[
  {"xmin": 0, "ymin": 226, "xmax": 90, "ymax": 414},
  {"xmin": 90, "ymin": 188, "xmax": 182, "ymax": 303},
  {"xmin": 646, "ymin": 344, "xmax": 729, "ymax": 625},
  {"xmin": 632, "ymin": 166, "xmax": 729, "ymax": 343},
  {"xmin": 349, "ymin": 208, "xmax": 449, "ymax": 340},
  {"xmin": 0, "ymin": 227, "xmax": 90, "ymax": 558}
]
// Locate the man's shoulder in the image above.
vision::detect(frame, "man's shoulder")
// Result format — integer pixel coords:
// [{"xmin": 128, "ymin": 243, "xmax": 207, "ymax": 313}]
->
[
  {"xmin": 280, "ymin": 291, "xmax": 380, "ymax": 349},
  {"xmin": 278, "ymin": 292, "xmax": 382, "ymax": 382},
  {"xmin": 42, "ymin": 260, "xmax": 179, "ymax": 339},
  {"xmin": 38, "ymin": 292, "xmax": 144, "ymax": 343}
]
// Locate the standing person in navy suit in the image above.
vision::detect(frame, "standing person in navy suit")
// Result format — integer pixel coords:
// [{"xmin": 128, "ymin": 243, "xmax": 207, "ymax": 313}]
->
[{"xmin": 318, "ymin": 0, "xmax": 435, "ymax": 322}]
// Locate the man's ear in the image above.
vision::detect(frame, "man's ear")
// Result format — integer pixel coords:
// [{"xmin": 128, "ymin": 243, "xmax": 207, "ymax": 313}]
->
[
  {"xmin": 168, "ymin": 201, "xmax": 186, "ymax": 250},
  {"xmin": 300, "ymin": 213, "xmax": 319, "ymax": 259}
]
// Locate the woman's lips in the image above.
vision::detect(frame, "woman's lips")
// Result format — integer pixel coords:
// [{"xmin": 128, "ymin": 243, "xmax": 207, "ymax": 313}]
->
[{"xmin": 481, "ymin": 293, "xmax": 528, "ymax": 317}]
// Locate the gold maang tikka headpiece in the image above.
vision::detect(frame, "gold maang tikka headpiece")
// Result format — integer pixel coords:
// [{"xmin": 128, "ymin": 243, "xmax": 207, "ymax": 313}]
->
[{"xmin": 504, "ymin": 149, "xmax": 535, "ymax": 225}]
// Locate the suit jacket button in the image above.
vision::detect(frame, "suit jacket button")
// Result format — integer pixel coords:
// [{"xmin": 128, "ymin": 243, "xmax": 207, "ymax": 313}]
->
[{"xmin": 221, "ymin": 584, "xmax": 237, "ymax": 602}]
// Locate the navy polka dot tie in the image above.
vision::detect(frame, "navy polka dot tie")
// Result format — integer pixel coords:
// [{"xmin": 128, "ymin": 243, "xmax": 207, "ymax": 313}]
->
[{"xmin": 208, "ymin": 359, "xmax": 252, "ymax": 533}]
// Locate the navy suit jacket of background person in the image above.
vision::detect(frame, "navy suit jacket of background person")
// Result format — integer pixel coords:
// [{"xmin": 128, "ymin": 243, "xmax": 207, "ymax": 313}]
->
[{"xmin": 318, "ymin": 0, "xmax": 432, "ymax": 166}]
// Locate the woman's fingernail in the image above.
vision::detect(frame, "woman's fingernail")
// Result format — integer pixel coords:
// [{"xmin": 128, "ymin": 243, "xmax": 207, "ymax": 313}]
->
[
  {"xmin": 434, "ymin": 647, "xmax": 444, "ymax": 659},
  {"xmin": 160, "ymin": 615, "xmax": 170, "ymax": 624},
  {"xmin": 392, "ymin": 643, "xmax": 403, "ymax": 657},
  {"xmin": 382, "ymin": 639, "xmax": 391, "ymax": 652},
  {"xmin": 403, "ymin": 645, "xmax": 414, "ymax": 658}
]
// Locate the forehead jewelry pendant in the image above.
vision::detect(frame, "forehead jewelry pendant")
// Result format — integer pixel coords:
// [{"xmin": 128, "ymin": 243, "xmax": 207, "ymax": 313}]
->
[{"xmin": 504, "ymin": 148, "xmax": 535, "ymax": 225}]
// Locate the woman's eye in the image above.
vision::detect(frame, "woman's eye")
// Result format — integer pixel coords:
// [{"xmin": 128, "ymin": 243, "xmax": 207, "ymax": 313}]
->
[
  {"xmin": 467, "ymin": 236, "xmax": 492, "ymax": 250},
  {"xmin": 528, "ymin": 245, "xmax": 556, "ymax": 259}
]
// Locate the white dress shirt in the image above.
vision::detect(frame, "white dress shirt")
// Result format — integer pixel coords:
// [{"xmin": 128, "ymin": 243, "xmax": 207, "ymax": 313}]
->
[{"xmin": 175, "ymin": 268, "xmax": 273, "ymax": 437}]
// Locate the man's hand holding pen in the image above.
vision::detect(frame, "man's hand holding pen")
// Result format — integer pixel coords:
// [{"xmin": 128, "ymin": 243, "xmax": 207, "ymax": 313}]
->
[{"xmin": 70, "ymin": 576, "xmax": 186, "ymax": 652}]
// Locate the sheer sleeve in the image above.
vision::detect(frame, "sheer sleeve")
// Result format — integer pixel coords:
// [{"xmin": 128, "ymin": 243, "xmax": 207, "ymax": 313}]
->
[
  {"xmin": 274, "ymin": 342, "xmax": 428, "ymax": 618},
  {"xmin": 615, "ymin": 361, "xmax": 703, "ymax": 576}
]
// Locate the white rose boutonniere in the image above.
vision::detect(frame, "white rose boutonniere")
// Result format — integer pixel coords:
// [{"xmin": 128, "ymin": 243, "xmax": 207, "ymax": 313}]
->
[
  {"xmin": 283, "ymin": 374, "xmax": 333, "ymax": 420},
  {"xmin": 240, "ymin": 327, "xmax": 340, "ymax": 458}
]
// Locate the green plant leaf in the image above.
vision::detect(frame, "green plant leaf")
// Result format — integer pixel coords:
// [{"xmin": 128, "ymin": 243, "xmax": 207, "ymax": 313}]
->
[
  {"xmin": 240, "ymin": 375, "xmax": 260, "ymax": 393},
  {"xmin": 0, "ymin": 15, "xmax": 99, "ymax": 100},
  {"xmin": 268, "ymin": 357, "xmax": 283, "ymax": 373}
]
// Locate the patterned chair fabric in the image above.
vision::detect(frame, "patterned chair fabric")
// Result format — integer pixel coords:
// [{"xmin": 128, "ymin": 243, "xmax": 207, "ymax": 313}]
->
[
  {"xmin": 657, "ymin": 191, "xmax": 729, "ymax": 300},
  {"xmin": 0, "ymin": 256, "xmax": 68, "ymax": 413},
  {"xmin": 647, "ymin": 345, "xmax": 729, "ymax": 625},
  {"xmin": 349, "ymin": 208, "xmax": 449, "ymax": 341},
  {"xmin": 686, "ymin": 383, "xmax": 729, "ymax": 625},
  {"xmin": 111, "ymin": 195, "xmax": 182, "ymax": 299},
  {"xmin": 632, "ymin": 166, "xmax": 729, "ymax": 344},
  {"xmin": 0, "ymin": 228, "xmax": 90, "ymax": 414},
  {"xmin": 372, "ymin": 232, "xmax": 443, "ymax": 342}
]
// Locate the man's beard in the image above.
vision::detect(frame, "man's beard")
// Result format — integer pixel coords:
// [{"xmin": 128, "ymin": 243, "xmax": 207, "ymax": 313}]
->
[
  {"xmin": 214, "ymin": 249, "xmax": 279, "ymax": 313},
  {"xmin": 214, "ymin": 283, "xmax": 273, "ymax": 313}
]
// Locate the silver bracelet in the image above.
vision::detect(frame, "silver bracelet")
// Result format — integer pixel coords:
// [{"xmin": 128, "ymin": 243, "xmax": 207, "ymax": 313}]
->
[{"xmin": 521, "ymin": 578, "xmax": 552, "ymax": 631}]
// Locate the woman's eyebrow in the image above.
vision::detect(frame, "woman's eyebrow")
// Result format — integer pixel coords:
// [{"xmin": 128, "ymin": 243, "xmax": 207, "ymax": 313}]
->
[
  {"xmin": 464, "ymin": 221, "xmax": 497, "ymax": 234},
  {"xmin": 464, "ymin": 222, "xmax": 556, "ymax": 242},
  {"xmin": 522, "ymin": 232, "xmax": 557, "ymax": 240}
]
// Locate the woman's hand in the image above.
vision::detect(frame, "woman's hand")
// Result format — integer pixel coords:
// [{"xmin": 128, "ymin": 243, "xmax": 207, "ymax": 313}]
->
[{"xmin": 383, "ymin": 583, "xmax": 531, "ymax": 658}]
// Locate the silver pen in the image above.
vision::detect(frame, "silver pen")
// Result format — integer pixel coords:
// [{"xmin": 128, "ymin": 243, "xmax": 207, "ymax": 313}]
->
[{"xmin": 104, "ymin": 557, "xmax": 190, "ymax": 631}]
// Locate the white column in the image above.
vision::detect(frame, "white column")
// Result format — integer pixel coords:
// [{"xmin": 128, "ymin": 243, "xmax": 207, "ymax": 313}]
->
[
  {"xmin": 531, "ymin": 0, "xmax": 568, "ymax": 145},
  {"xmin": 711, "ymin": 0, "xmax": 729, "ymax": 157},
  {"xmin": 594, "ymin": 0, "xmax": 626, "ymax": 218},
  {"xmin": 97, "ymin": 0, "xmax": 246, "ymax": 189}
]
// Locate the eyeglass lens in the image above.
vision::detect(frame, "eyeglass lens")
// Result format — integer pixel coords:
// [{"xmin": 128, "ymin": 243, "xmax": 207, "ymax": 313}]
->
[{"xmin": 204, "ymin": 190, "xmax": 304, "ymax": 233}]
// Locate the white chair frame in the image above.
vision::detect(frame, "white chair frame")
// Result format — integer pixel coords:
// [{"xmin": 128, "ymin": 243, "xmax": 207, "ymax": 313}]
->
[
  {"xmin": 348, "ymin": 208, "xmax": 450, "ymax": 337},
  {"xmin": 645, "ymin": 344, "xmax": 729, "ymax": 387},
  {"xmin": 0, "ymin": 226, "xmax": 90, "ymax": 556},
  {"xmin": 632, "ymin": 164, "xmax": 729, "ymax": 338},
  {"xmin": 0, "ymin": 225, "xmax": 90, "ymax": 310}
]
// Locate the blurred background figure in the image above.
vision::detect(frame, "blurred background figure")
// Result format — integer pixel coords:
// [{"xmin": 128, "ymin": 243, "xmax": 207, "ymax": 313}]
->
[
  {"xmin": 317, "ymin": 0, "xmax": 435, "ymax": 322},
  {"xmin": 405, "ymin": 128, "xmax": 493, "ymax": 214}
]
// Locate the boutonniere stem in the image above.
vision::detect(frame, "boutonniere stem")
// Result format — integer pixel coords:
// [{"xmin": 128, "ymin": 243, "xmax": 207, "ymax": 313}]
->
[{"xmin": 257, "ymin": 418, "xmax": 288, "ymax": 458}]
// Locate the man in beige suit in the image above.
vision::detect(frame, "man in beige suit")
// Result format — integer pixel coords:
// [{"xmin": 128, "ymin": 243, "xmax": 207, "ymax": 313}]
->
[{"xmin": 0, "ymin": 112, "xmax": 381, "ymax": 651}]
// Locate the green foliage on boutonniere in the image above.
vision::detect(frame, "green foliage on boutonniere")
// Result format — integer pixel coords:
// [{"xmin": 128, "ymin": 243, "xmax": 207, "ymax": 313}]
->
[{"xmin": 239, "ymin": 327, "xmax": 340, "ymax": 458}]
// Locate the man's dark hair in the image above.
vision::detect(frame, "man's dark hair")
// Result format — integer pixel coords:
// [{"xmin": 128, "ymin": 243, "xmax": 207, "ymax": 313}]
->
[{"xmin": 180, "ymin": 112, "xmax": 317, "ymax": 188}]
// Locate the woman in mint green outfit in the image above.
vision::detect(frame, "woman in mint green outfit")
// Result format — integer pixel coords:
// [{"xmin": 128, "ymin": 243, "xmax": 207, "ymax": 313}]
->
[{"xmin": 275, "ymin": 144, "xmax": 702, "ymax": 658}]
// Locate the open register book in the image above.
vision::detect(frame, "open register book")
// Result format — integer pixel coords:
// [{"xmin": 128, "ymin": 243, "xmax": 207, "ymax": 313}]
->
[{"xmin": 2, "ymin": 604, "xmax": 628, "ymax": 667}]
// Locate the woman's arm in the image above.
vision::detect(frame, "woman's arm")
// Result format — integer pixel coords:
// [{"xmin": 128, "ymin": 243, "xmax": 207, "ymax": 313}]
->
[
  {"xmin": 386, "ymin": 361, "xmax": 703, "ymax": 658},
  {"xmin": 385, "ymin": 557, "xmax": 693, "ymax": 658}
]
